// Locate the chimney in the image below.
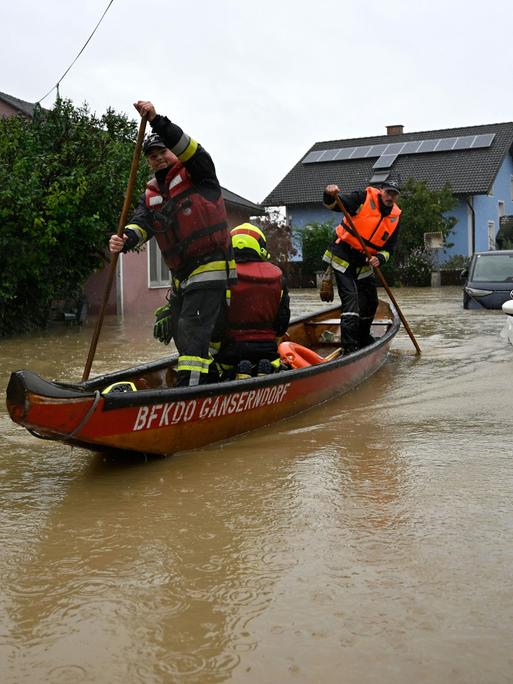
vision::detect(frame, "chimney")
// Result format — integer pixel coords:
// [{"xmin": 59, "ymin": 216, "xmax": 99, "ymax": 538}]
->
[{"xmin": 386, "ymin": 124, "xmax": 404, "ymax": 136}]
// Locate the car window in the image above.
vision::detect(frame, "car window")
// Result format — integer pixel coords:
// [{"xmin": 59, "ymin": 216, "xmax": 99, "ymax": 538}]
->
[{"xmin": 472, "ymin": 254, "xmax": 513, "ymax": 282}]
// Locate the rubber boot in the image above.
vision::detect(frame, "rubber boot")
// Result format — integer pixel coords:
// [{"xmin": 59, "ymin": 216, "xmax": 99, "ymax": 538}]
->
[
  {"xmin": 257, "ymin": 359, "xmax": 274, "ymax": 376},
  {"xmin": 236, "ymin": 360, "xmax": 253, "ymax": 380}
]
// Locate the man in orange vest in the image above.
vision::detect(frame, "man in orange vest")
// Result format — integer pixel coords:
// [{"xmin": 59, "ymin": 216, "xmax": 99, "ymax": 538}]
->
[{"xmin": 322, "ymin": 180, "xmax": 401, "ymax": 354}]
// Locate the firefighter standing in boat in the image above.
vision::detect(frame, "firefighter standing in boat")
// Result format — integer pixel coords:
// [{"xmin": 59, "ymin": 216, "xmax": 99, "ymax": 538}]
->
[
  {"xmin": 322, "ymin": 180, "xmax": 401, "ymax": 354},
  {"xmin": 109, "ymin": 100, "xmax": 236, "ymax": 387}
]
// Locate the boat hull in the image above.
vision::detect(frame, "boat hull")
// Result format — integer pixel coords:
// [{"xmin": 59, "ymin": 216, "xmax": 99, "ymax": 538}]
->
[{"xmin": 6, "ymin": 302, "xmax": 399, "ymax": 455}]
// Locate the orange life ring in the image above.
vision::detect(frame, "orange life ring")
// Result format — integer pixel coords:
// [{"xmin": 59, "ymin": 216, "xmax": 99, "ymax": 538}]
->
[{"xmin": 278, "ymin": 341, "xmax": 325, "ymax": 368}]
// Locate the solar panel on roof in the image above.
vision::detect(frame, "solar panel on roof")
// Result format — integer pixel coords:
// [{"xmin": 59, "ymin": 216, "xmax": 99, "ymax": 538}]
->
[
  {"xmin": 353, "ymin": 145, "xmax": 373, "ymax": 158},
  {"xmin": 418, "ymin": 139, "xmax": 439, "ymax": 153},
  {"xmin": 302, "ymin": 151, "xmax": 323, "ymax": 163},
  {"xmin": 402, "ymin": 141, "xmax": 421, "ymax": 154},
  {"xmin": 453, "ymin": 136, "xmax": 474, "ymax": 150},
  {"xmin": 333, "ymin": 147, "xmax": 356, "ymax": 160},
  {"xmin": 373, "ymin": 154, "xmax": 399, "ymax": 169},
  {"xmin": 434, "ymin": 137, "xmax": 457, "ymax": 151},
  {"xmin": 368, "ymin": 144, "xmax": 388, "ymax": 156},
  {"xmin": 302, "ymin": 131, "xmax": 497, "ymax": 165},
  {"xmin": 472, "ymin": 133, "xmax": 495, "ymax": 148},
  {"xmin": 384, "ymin": 142, "xmax": 405, "ymax": 154},
  {"xmin": 320, "ymin": 149, "xmax": 340, "ymax": 162}
]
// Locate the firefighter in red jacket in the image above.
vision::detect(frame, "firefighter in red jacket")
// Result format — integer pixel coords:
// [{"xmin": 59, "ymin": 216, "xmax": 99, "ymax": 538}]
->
[
  {"xmin": 213, "ymin": 223, "xmax": 291, "ymax": 380},
  {"xmin": 322, "ymin": 180, "xmax": 401, "ymax": 354},
  {"xmin": 109, "ymin": 100, "xmax": 236, "ymax": 387}
]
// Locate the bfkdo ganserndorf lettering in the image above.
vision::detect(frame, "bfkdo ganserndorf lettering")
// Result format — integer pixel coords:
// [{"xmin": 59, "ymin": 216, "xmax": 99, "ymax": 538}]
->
[{"xmin": 133, "ymin": 383, "xmax": 292, "ymax": 431}]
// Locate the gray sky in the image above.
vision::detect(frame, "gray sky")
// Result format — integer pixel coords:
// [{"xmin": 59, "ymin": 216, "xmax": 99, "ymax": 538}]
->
[{"xmin": 2, "ymin": 0, "xmax": 513, "ymax": 203}]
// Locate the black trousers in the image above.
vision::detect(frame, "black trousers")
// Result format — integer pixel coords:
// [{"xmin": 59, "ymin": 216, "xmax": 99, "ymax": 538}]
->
[
  {"xmin": 334, "ymin": 268, "xmax": 378, "ymax": 351},
  {"xmin": 171, "ymin": 288, "xmax": 225, "ymax": 386}
]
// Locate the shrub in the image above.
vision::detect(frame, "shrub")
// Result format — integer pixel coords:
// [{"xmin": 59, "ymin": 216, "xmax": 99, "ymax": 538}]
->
[
  {"xmin": 301, "ymin": 221, "xmax": 336, "ymax": 278},
  {"xmin": 441, "ymin": 254, "xmax": 470, "ymax": 270},
  {"xmin": 398, "ymin": 247, "xmax": 432, "ymax": 286},
  {"xmin": 0, "ymin": 99, "xmax": 147, "ymax": 336}
]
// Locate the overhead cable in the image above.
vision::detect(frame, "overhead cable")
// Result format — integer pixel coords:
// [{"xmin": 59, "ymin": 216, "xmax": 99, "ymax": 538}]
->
[{"xmin": 37, "ymin": 0, "xmax": 115, "ymax": 104}]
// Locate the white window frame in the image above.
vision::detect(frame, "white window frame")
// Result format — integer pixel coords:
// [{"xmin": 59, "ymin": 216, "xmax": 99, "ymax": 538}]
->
[
  {"xmin": 487, "ymin": 220, "xmax": 496, "ymax": 250},
  {"xmin": 498, "ymin": 200, "xmax": 505, "ymax": 219},
  {"xmin": 148, "ymin": 240, "xmax": 171, "ymax": 288}
]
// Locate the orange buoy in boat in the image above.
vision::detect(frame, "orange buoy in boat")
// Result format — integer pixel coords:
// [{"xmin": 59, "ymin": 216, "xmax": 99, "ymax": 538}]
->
[{"xmin": 278, "ymin": 341, "xmax": 326, "ymax": 368}]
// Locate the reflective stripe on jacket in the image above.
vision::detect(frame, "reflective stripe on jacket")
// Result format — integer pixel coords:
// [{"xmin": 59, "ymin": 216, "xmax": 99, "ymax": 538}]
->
[
  {"xmin": 225, "ymin": 261, "xmax": 283, "ymax": 342},
  {"xmin": 335, "ymin": 186, "xmax": 400, "ymax": 255},
  {"xmin": 145, "ymin": 161, "xmax": 230, "ymax": 272}
]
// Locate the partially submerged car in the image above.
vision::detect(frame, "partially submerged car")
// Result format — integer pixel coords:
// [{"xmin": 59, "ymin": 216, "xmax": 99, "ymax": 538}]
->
[{"xmin": 461, "ymin": 250, "xmax": 513, "ymax": 309}]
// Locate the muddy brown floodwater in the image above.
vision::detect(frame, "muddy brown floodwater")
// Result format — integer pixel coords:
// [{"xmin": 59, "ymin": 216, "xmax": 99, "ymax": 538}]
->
[{"xmin": 1, "ymin": 287, "xmax": 512, "ymax": 684}]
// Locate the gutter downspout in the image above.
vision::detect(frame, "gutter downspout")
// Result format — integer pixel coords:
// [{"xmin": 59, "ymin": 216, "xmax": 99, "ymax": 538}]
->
[{"xmin": 466, "ymin": 196, "xmax": 475, "ymax": 255}]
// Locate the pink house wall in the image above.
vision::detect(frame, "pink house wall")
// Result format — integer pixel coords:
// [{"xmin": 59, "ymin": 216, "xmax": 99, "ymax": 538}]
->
[{"xmin": 0, "ymin": 102, "xmax": 20, "ymax": 117}]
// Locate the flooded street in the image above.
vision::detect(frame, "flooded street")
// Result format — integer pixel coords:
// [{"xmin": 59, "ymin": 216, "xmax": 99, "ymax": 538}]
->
[{"xmin": 1, "ymin": 286, "xmax": 512, "ymax": 684}]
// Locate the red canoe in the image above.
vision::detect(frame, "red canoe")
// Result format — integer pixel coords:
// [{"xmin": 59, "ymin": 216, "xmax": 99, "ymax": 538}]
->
[{"xmin": 6, "ymin": 300, "xmax": 399, "ymax": 456}]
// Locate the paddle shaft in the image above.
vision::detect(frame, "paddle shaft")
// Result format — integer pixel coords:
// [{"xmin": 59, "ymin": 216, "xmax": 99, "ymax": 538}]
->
[
  {"xmin": 82, "ymin": 115, "xmax": 148, "ymax": 381},
  {"xmin": 333, "ymin": 194, "xmax": 421, "ymax": 355}
]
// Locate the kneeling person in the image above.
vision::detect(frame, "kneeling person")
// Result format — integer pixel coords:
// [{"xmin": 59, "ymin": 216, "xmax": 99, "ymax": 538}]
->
[{"xmin": 215, "ymin": 224, "xmax": 290, "ymax": 379}]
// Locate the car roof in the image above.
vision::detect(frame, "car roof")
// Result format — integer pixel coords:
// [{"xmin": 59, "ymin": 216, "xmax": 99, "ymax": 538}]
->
[{"xmin": 473, "ymin": 250, "xmax": 513, "ymax": 256}]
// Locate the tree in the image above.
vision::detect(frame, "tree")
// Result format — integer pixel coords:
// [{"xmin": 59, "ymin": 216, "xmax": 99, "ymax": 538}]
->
[
  {"xmin": 300, "ymin": 220, "xmax": 336, "ymax": 279},
  {"xmin": 391, "ymin": 178, "xmax": 457, "ymax": 284},
  {"xmin": 253, "ymin": 208, "xmax": 297, "ymax": 265},
  {"xmin": 0, "ymin": 98, "xmax": 148, "ymax": 336}
]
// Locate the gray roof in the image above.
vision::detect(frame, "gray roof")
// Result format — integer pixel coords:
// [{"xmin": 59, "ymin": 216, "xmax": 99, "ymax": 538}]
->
[
  {"xmin": 221, "ymin": 186, "xmax": 264, "ymax": 214},
  {"xmin": 263, "ymin": 121, "xmax": 513, "ymax": 206},
  {"xmin": 0, "ymin": 91, "xmax": 38, "ymax": 118}
]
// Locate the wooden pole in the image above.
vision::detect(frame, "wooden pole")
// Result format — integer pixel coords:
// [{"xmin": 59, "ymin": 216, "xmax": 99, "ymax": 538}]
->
[
  {"xmin": 334, "ymin": 194, "xmax": 421, "ymax": 355},
  {"xmin": 82, "ymin": 115, "xmax": 148, "ymax": 381}
]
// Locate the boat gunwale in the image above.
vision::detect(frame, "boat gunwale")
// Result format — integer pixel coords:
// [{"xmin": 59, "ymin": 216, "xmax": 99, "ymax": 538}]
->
[
  {"xmin": 7, "ymin": 301, "xmax": 400, "ymax": 412},
  {"xmin": 96, "ymin": 303, "xmax": 399, "ymax": 410}
]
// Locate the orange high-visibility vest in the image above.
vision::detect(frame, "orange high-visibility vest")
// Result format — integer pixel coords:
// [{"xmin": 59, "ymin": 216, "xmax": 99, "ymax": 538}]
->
[{"xmin": 335, "ymin": 186, "xmax": 401, "ymax": 255}]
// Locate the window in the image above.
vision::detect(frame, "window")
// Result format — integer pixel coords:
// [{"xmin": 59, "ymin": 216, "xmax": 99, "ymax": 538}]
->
[
  {"xmin": 472, "ymin": 252, "xmax": 513, "ymax": 282},
  {"xmin": 498, "ymin": 200, "xmax": 505, "ymax": 218},
  {"xmin": 511, "ymin": 176, "xmax": 513, "ymax": 201},
  {"xmin": 487, "ymin": 220, "xmax": 496, "ymax": 250},
  {"xmin": 148, "ymin": 240, "xmax": 171, "ymax": 287}
]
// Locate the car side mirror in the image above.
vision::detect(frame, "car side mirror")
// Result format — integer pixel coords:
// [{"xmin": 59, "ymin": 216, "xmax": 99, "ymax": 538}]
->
[{"xmin": 459, "ymin": 268, "xmax": 468, "ymax": 279}]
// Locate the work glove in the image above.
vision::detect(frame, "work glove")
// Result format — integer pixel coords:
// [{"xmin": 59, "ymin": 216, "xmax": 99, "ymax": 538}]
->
[
  {"xmin": 153, "ymin": 303, "xmax": 173, "ymax": 344},
  {"xmin": 319, "ymin": 265, "xmax": 334, "ymax": 302}
]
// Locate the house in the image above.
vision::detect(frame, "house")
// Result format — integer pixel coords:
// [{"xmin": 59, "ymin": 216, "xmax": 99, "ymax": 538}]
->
[
  {"xmin": 0, "ymin": 91, "xmax": 38, "ymax": 118},
  {"xmin": 262, "ymin": 122, "xmax": 513, "ymax": 259},
  {"xmin": 84, "ymin": 187, "xmax": 264, "ymax": 315}
]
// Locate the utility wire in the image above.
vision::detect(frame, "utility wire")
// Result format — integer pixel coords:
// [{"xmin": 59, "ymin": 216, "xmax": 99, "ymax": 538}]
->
[{"xmin": 37, "ymin": 0, "xmax": 115, "ymax": 104}]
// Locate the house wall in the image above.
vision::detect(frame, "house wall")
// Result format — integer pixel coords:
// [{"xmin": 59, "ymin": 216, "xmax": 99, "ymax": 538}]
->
[
  {"xmin": 473, "ymin": 155, "xmax": 513, "ymax": 252},
  {"xmin": 441, "ymin": 155, "xmax": 513, "ymax": 257},
  {"xmin": 286, "ymin": 203, "xmax": 337, "ymax": 261},
  {"xmin": 443, "ymin": 199, "xmax": 470, "ymax": 257},
  {"xmin": 82, "ymin": 262, "xmax": 118, "ymax": 316},
  {"xmin": 0, "ymin": 101, "xmax": 20, "ymax": 117}
]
